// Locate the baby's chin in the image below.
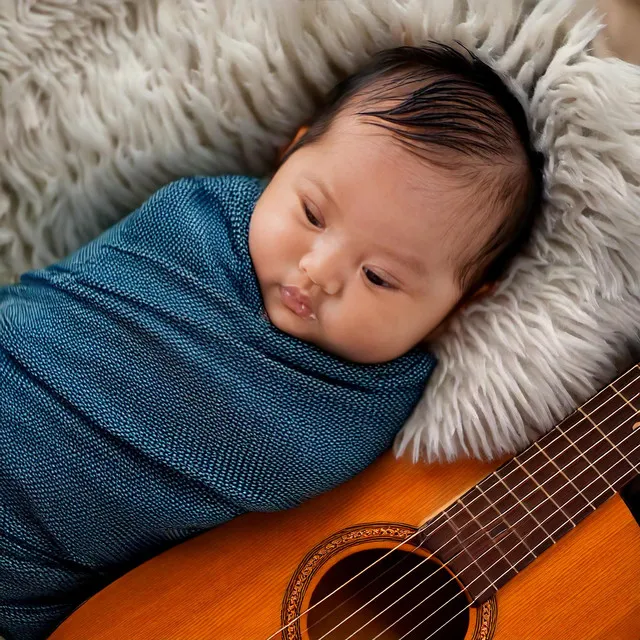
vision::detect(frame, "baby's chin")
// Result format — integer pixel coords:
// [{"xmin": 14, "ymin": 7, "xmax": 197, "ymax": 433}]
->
[{"xmin": 264, "ymin": 298, "xmax": 323, "ymax": 345}]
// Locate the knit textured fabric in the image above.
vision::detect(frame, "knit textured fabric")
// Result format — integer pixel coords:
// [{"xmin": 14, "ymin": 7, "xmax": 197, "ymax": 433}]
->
[{"xmin": 0, "ymin": 174, "xmax": 436, "ymax": 640}]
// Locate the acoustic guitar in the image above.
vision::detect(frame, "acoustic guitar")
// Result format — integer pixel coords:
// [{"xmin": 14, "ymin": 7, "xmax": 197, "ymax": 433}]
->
[{"xmin": 50, "ymin": 365, "xmax": 640, "ymax": 639}]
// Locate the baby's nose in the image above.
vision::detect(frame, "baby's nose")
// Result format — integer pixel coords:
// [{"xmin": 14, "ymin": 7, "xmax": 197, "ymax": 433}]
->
[{"xmin": 299, "ymin": 244, "xmax": 344, "ymax": 295}]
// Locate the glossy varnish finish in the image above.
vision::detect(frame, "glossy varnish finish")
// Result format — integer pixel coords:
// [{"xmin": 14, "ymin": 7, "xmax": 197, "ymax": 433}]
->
[{"xmin": 51, "ymin": 447, "xmax": 640, "ymax": 640}]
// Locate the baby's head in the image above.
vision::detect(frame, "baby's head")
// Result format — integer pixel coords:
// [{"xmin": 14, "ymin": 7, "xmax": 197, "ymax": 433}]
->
[{"xmin": 249, "ymin": 43, "xmax": 544, "ymax": 364}]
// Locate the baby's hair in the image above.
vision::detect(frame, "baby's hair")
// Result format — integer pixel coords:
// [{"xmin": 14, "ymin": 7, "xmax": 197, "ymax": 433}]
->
[{"xmin": 281, "ymin": 42, "xmax": 545, "ymax": 301}]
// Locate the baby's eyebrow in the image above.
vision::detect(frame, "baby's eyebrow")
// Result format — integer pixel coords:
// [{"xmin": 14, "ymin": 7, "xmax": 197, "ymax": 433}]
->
[
  {"xmin": 306, "ymin": 176, "xmax": 337, "ymax": 209},
  {"xmin": 379, "ymin": 247, "xmax": 425, "ymax": 276}
]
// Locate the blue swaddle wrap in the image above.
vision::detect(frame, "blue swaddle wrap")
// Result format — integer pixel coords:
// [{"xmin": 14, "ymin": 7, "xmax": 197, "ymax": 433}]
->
[{"xmin": 0, "ymin": 175, "xmax": 436, "ymax": 639}]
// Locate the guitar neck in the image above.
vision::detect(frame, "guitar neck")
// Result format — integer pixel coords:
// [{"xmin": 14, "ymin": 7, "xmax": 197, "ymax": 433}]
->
[{"xmin": 421, "ymin": 364, "xmax": 640, "ymax": 604}]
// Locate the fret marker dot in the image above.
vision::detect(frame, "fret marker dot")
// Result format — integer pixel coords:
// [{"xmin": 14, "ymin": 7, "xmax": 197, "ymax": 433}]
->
[{"xmin": 633, "ymin": 421, "xmax": 640, "ymax": 430}]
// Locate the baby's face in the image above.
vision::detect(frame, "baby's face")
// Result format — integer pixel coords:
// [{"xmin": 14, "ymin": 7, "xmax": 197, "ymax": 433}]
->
[{"xmin": 249, "ymin": 116, "xmax": 471, "ymax": 364}]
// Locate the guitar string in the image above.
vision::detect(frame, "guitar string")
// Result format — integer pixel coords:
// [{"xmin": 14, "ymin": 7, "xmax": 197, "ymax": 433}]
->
[
  {"xmin": 287, "ymin": 369, "xmax": 640, "ymax": 638},
  {"xmin": 304, "ymin": 379, "xmax": 640, "ymax": 637},
  {"xmin": 326, "ymin": 406, "xmax": 640, "ymax": 640},
  {"xmin": 267, "ymin": 366, "xmax": 640, "ymax": 639},
  {"xmin": 390, "ymin": 437, "xmax": 640, "ymax": 640},
  {"xmin": 357, "ymin": 416, "xmax": 640, "ymax": 640}
]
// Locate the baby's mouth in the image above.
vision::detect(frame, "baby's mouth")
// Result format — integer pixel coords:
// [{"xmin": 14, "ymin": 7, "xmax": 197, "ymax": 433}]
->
[{"xmin": 280, "ymin": 285, "xmax": 317, "ymax": 320}]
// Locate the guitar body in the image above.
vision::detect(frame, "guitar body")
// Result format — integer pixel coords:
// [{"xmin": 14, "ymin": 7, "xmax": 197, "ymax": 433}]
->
[{"xmin": 51, "ymin": 450, "xmax": 640, "ymax": 640}]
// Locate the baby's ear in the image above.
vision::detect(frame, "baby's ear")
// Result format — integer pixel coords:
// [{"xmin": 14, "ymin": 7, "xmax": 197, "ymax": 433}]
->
[
  {"xmin": 451, "ymin": 282, "xmax": 498, "ymax": 318},
  {"xmin": 467, "ymin": 282, "xmax": 496, "ymax": 303},
  {"xmin": 278, "ymin": 125, "xmax": 310, "ymax": 162}
]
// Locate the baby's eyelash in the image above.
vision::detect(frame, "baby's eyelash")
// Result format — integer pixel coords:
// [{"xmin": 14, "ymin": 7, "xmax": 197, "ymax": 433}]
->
[
  {"xmin": 363, "ymin": 267, "xmax": 392, "ymax": 289},
  {"xmin": 303, "ymin": 203, "xmax": 322, "ymax": 228}
]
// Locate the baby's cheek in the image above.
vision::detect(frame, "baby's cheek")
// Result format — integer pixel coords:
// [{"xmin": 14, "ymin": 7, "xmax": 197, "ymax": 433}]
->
[
  {"xmin": 270, "ymin": 221, "xmax": 303, "ymax": 264},
  {"xmin": 323, "ymin": 297, "xmax": 382, "ymax": 347},
  {"xmin": 321, "ymin": 294, "xmax": 425, "ymax": 362},
  {"xmin": 252, "ymin": 220, "xmax": 293, "ymax": 277}
]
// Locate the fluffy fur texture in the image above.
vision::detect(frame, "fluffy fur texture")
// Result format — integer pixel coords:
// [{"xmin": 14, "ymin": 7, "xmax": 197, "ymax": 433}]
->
[{"xmin": 1, "ymin": 0, "xmax": 639, "ymax": 463}]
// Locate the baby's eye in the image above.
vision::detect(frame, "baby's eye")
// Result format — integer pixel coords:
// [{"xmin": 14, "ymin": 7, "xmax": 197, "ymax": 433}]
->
[
  {"xmin": 304, "ymin": 203, "xmax": 322, "ymax": 228},
  {"xmin": 363, "ymin": 267, "xmax": 392, "ymax": 288}
]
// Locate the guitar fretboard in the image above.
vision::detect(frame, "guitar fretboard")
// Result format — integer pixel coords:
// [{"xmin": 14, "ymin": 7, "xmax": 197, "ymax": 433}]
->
[{"xmin": 420, "ymin": 365, "xmax": 640, "ymax": 604}]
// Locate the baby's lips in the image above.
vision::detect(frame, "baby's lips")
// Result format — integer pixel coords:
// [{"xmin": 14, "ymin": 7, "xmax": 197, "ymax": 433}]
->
[{"xmin": 280, "ymin": 285, "xmax": 317, "ymax": 320}]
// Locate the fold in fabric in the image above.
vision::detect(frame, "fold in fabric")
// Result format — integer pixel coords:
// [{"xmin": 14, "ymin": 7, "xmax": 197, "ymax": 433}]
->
[{"xmin": 0, "ymin": 175, "xmax": 436, "ymax": 639}]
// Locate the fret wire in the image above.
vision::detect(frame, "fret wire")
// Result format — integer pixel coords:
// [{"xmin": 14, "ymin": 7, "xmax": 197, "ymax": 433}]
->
[
  {"xmin": 610, "ymin": 384, "xmax": 640, "ymax": 413},
  {"xmin": 487, "ymin": 410, "xmax": 640, "ymax": 564},
  {"xmin": 388, "ymin": 441, "xmax": 640, "ymax": 640},
  {"xmin": 416, "ymin": 400, "xmax": 640, "ymax": 634},
  {"xmin": 478, "ymin": 428, "xmax": 640, "ymax": 591},
  {"xmin": 427, "ymin": 379, "xmax": 640, "ymax": 573},
  {"xmin": 453, "ymin": 501, "xmax": 500, "ymax": 590},
  {"xmin": 443, "ymin": 381, "xmax": 640, "ymax": 556},
  {"xmin": 577, "ymin": 406, "xmax": 636, "ymax": 472},
  {"xmin": 420, "ymin": 510, "xmax": 453, "ymax": 538},
  {"xmin": 556, "ymin": 424, "xmax": 613, "ymax": 493},
  {"xmin": 475, "ymin": 483, "xmax": 537, "ymax": 561},
  {"xmin": 402, "ymin": 408, "xmax": 640, "ymax": 637},
  {"xmin": 562, "ymin": 387, "xmax": 637, "ymax": 447},
  {"xmin": 470, "ymin": 385, "xmax": 640, "ymax": 540},
  {"xmin": 575, "ymin": 364, "xmax": 640, "ymax": 416},
  {"xmin": 454, "ymin": 408, "xmax": 640, "ymax": 596},
  {"xmin": 275, "ymin": 373, "xmax": 640, "ymax": 640},
  {"xmin": 474, "ymin": 371, "xmax": 640, "ymax": 506},
  {"xmin": 532, "ymin": 441, "xmax": 595, "ymax": 513},
  {"xmin": 419, "ymin": 441, "xmax": 640, "ymax": 640},
  {"xmin": 515, "ymin": 453, "xmax": 578, "ymax": 525},
  {"xmin": 495, "ymin": 438, "xmax": 640, "ymax": 580},
  {"xmin": 493, "ymin": 467, "xmax": 554, "ymax": 543}
]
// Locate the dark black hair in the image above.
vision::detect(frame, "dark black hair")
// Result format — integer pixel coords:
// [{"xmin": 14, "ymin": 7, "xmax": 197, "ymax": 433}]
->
[{"xmin": 281, "ymin": 42, "xmax": 545, "ymax": 301}]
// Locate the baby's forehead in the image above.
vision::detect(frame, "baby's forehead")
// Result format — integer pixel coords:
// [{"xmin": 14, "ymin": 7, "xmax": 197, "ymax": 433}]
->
[
  {"xmin": 394, "ymin": 167, "xmax": 501, "ymax": 262},
  {"xmin": 328, "ymin": 120, "xmax": 499, "ymax": 234}
]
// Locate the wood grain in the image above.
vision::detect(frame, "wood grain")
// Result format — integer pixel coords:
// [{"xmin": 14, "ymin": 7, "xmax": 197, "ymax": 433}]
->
[{"xmin": 50, "ymin": 451, "xmax": 640, "ymax": 639}]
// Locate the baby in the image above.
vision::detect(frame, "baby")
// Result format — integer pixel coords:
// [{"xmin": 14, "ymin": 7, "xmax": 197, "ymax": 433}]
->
[
  {"xmin": 252, "ymin": 47, "xmax": 543, "ymax": 364},
  {"xmin": 0, "ymin": 44, "xmax": 543, "ymax": 639}
]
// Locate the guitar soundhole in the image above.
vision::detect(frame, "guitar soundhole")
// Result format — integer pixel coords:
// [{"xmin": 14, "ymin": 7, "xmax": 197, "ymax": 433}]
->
[{"xmin": 306, "ymin": 548, "xmax": 469, "ymax": 640}]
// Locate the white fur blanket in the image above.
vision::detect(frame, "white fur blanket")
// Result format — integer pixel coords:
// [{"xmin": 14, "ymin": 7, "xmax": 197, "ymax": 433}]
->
[{"xmin": 1, "ymin": 0, "xmax": 639, "ymax": 464}]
